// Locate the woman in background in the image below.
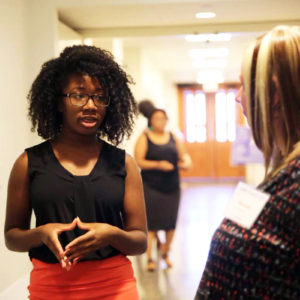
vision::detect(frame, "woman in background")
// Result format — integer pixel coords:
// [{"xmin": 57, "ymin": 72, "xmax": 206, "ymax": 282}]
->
[
  {"xmin": 135, "ymin": 101, "xmax": 191, "ymax": 271},
  {"xmin": 195, "ymin": 25, "xmax": 300, "ymax": 299},
  {"xmin": 5, "ymin": 45, "xmax": 147, "ymax": 299}
]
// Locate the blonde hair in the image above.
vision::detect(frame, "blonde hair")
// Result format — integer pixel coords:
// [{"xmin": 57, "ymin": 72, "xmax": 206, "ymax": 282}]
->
[{"xmin": 243, "ymin": 25, "xmax": 300, "ymax": 179}]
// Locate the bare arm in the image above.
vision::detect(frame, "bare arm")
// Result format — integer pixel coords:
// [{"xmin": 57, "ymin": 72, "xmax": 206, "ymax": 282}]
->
[
  {"xmin": 134, "ymin": 133, "xmax": 174, "ymax": 171},
  {"xmin": 108, "ymin": 154, "xmax": 148, "ymax": 255},
  {"xmin": 173, "ymin": 134, "xmax": 193, "ymax": 170},
  {"xmin": 5, "ymin": 152, "xmax": 77, "ymax": 268},
  {"xmin": 5, "ymin": 152, "xmax": 41, "ymax": 252}
]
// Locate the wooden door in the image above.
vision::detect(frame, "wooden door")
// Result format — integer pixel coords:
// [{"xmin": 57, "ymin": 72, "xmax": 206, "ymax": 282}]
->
[{"xmin": 178, "ymin": 84, "xmax": 245, "ymax": 179}]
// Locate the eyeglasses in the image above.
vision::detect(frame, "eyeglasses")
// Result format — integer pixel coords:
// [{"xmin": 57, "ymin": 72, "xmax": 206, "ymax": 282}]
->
[{"xmin": 61, "ymin": 93, "xmax": 110, "ymax": 107}]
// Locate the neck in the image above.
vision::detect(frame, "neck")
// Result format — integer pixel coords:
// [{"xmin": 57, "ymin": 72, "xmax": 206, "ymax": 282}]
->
[
  {"xmin": 56, "ymin": 130, "xmax": 99, "ymax": 148},
  {"xmin": 151, "ymin": 128, "xmax": 165, "ymax": 135}
]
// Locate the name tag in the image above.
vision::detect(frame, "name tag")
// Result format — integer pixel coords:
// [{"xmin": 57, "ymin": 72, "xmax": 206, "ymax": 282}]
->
[{"xmin": 224, "ymin": 182, "xmax": 270, "ymax": 229}]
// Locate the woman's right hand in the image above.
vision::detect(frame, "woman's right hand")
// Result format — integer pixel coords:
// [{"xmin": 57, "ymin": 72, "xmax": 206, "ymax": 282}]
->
[
  {"xmin": 38, "ymin": 219, "xmax": 77, "ymax": 269},
  {"xmin": 158, "ymin": 160, "xmax": 175, "ymax": 171}
]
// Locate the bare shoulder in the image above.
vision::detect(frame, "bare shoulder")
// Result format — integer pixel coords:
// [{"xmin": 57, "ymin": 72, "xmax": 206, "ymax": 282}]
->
[
  {"xmin": 136, "ymin": 132, "xmax": 147, "ymax": 143},
  {"xmin": 11, "ymin": 151, "xmax": 28, "ymax": 176},
  {"xmin": 125, "ymin": 153, "xmax": 139, "ymax": 169},
  {"xmin": 134, "ymin": 133, "xmax": 148, "ymax": 154},
  {"xmin": 171, "ymin": 130, "xmax": 184, "ymax": 142},
  {"xmin": 7, "ymin": 152, "xmax": 29, "ymax": 191},
  {"xmin": 5, "ymin": 151, "xmax": 31, "ymax": 235}
]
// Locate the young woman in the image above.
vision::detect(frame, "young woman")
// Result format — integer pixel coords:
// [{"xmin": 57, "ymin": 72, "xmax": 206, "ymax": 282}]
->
[
  {"xmin": 195, "ymin": 25, "xmax": 300, "ymax": 299},
  {"xmin": 135, "ymin": 102, "xmax": 191, "ymax": 271},
  {"xmin": 4, "ymin": 45, "xmax": 147, "ymax": 299}
]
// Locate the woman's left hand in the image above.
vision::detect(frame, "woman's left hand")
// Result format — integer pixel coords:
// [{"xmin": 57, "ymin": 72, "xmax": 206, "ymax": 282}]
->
[{"xmin": 63, "ymin": 217, "xmax": 114, "ymax": 264}]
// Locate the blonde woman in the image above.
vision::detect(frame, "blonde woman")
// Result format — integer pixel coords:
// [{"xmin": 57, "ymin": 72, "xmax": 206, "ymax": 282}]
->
[{"xmin": 195, "ymin": 25, "xmax": 300, "ymax": 299}]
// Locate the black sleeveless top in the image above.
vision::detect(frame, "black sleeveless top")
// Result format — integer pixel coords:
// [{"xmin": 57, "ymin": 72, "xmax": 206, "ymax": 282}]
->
[
  {"xmin": 141, "ymin": 133, "xmax": 179, "ymax": 193},
  {"xmin": 26, "ymin": 140, "xmax": 126, "ymax": 263}
]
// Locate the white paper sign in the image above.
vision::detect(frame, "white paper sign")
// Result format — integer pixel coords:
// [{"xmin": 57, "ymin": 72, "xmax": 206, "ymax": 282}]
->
[{"xmin": 224, "ymin": 181, "xmax": 270, "ymax": 229}]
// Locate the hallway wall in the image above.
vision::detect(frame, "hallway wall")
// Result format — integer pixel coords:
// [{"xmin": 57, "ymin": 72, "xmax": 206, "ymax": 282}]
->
[
  {"xmin": 122, "ymin": 45, "xmax": 179, "ymax": 155},
  {"xmin": 0, "ymin": 0, "xmax": 58, "ymax": 292},
  {"xmin": 0, "ymin": 0, "xmax": 33, "ymax": 291}
]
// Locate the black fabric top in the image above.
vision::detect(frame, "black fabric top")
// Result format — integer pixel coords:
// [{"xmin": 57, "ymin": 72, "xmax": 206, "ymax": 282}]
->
[
  {"xmin": 141, "ymin": 133, "xmax": 179, "ymax": 193},
  {"xmin": 195, "ymin": 157, "xmax": 300, "ymax": 300},
  {"xmin": 26, "ymin": 140, "xmax": 126, "ymax": 263}
]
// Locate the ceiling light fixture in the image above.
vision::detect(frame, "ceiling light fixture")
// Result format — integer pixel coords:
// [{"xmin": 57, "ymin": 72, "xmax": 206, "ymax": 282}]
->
[
  {"xmin": 83, "ymin": 38, "xmax": 93, "ymax": 46},
  {"xmin": 195, "ymin": 12, "xmax": 216, "ymax": 19},
  {"xmin": 192, "ymin": 59, "xmax": 227, "ymax": 69},
  {"xmin": 185, "ymin": 33, "xmax": 231, "ymax": 43},
  {"xmin": 189, "ymin": 48, "xmax": 229, "ymax": 59},
  {"xmin": 197, "ymin": 70, "xmax": 224, "ymax": 84}
]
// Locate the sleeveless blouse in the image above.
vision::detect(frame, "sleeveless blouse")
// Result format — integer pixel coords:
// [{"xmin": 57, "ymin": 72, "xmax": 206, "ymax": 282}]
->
[
  {"xmin": 26, "ymin": 140, "xmax": 126, "ymax": 263},
  {"xmin": 141, "ymin": 132, "xmax": 180, "ymax": 193}
]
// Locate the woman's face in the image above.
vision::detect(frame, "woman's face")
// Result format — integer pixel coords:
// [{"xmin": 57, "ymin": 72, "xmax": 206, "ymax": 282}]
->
[
  {"xmin": 236, "ymin": 63, "xmax": 248, "ymax": 117},
  {"xmin": 60, "ymin": 73, "xmax": 107, "ymax": 136},
  {"xmin": 150, "ymin": 111, "xmax": 167, "ymax": 132}
]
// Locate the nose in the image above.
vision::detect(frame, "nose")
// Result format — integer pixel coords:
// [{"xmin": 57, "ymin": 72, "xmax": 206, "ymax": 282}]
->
[{"xmin": 84, "ymin": 97, "xmax": 97, "ymax": 110}]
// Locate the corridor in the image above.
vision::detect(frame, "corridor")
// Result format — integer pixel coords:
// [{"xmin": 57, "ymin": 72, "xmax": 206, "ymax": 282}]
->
[{"xmin": 132, "ymin": 182, "xmax": 237, "ymax": 300}]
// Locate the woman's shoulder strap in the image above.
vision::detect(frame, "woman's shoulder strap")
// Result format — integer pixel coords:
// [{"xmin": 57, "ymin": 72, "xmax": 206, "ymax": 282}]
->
[
  {"xmin": 103, "ymin": 141, "xmax": 126, "ymax": 169},
  {"xmin": 169, "ymin": 132, "xmax": 176, "ymax": 143},
  {"xmin": 25, "ymin": 140, "xmax": 49, "ymax": 155},
  {"xmin": 25, "ymin": 140, "xmax": 50, "ymax": 177}
]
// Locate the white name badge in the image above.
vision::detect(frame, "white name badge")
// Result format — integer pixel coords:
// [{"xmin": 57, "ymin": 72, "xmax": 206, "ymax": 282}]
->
[{"xmin": 224, "ymin": 181, "xmax": 270, "ymax": 229}]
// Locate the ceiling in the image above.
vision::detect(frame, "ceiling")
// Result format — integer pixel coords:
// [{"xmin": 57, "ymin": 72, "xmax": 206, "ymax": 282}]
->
[{"xmin": 57, "ymin": 0, "xmax": 300, "ymax": 84}]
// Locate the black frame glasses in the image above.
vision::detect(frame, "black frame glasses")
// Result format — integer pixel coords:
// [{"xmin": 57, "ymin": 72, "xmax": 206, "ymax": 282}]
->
[{"xmin": 61, "ymin": 93, "xmax": 110, "ymax": 107}]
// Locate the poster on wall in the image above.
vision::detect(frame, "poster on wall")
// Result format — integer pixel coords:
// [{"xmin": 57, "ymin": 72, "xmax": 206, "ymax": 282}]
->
[{"xmin": 231, "ymin": 126, "xmax": 264, "ymax": 165}]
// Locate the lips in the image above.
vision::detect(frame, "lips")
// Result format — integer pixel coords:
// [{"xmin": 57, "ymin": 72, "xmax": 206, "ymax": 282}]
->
[{"xmin": 79, "ymin": 116, "xmax": 99, "ymax": 128}]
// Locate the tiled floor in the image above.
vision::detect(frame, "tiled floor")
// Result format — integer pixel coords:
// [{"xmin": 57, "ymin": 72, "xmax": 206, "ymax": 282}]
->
[{"xmin": 131, "ymin": 182, "xmax": 237, "ymax": 300}]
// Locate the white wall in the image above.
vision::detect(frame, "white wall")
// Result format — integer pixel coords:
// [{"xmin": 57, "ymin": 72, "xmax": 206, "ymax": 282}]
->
[
  {"xmin": 140, "ymin": 48, "xmax": 178, "ymax": 130},
  {"xmin": 120, "ymin": 45, "xmax": 179, "ymax": 155},
  {"xmin": 0, "ymin": 0, "xmax": 33, "ymax": 292},
  {"xmin": 94, "ymin": 37, "xmax": 114, "ymax": 53},
  {"xmin": 57, "ymin": 20, "xmax": 83, "ymax": 55},
  {"xmin": 0, "ymin": 0, "xmax": 58, "ymax": 293},
  {"xmin": 140, "ymin": 47, "xmax": 168, "ymax": 109},
  {"xmin": 121, "ymin": 46, "xmax": 145, "ymax": 155},
  {"xmin": 161, "ymin": 76, "xmax": 179, "ymax": 133}
]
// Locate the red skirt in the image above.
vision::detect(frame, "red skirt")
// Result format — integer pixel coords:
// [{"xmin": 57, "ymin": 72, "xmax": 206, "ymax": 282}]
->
[{"xmin": 28, "ymin": 254, "xmax": 139, "ymax": 300}]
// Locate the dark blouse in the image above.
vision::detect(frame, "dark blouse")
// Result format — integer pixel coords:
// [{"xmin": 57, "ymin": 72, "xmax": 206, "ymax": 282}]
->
[
  {"xmin": 141, "ymin": 133, "xmax": 180, "ymax": 193},
  {"xmin": 26, "ymin": 140, "xmax": 126, "ymax": 263},
  {"xmin": 195, "ymin": 157, "xmax": 300, "ymax": 300}
]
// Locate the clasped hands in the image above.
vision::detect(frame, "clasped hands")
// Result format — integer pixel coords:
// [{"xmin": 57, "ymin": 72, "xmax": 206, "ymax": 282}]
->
[{"xmin": 39, "ymin": 217, "xmax": 113, "ymax": 270}]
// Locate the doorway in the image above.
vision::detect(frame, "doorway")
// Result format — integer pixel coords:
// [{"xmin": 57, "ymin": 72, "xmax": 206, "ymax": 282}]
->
[{"xmin": 178, "ymin": 84, "xmax": 245, "ymax": 180}]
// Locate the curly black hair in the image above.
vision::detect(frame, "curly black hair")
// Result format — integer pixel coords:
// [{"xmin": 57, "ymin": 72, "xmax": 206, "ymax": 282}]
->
[
  {"xmin": 138, "ymin": 99, "xmax": 167, "ymax": 128},
  {"xmin": 28, "ymin": 45, "xmax": 137, "ymax": 145},
  {"xmin": 138, "ymin": 99, "xmax": 155, "ymax": 119}
]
